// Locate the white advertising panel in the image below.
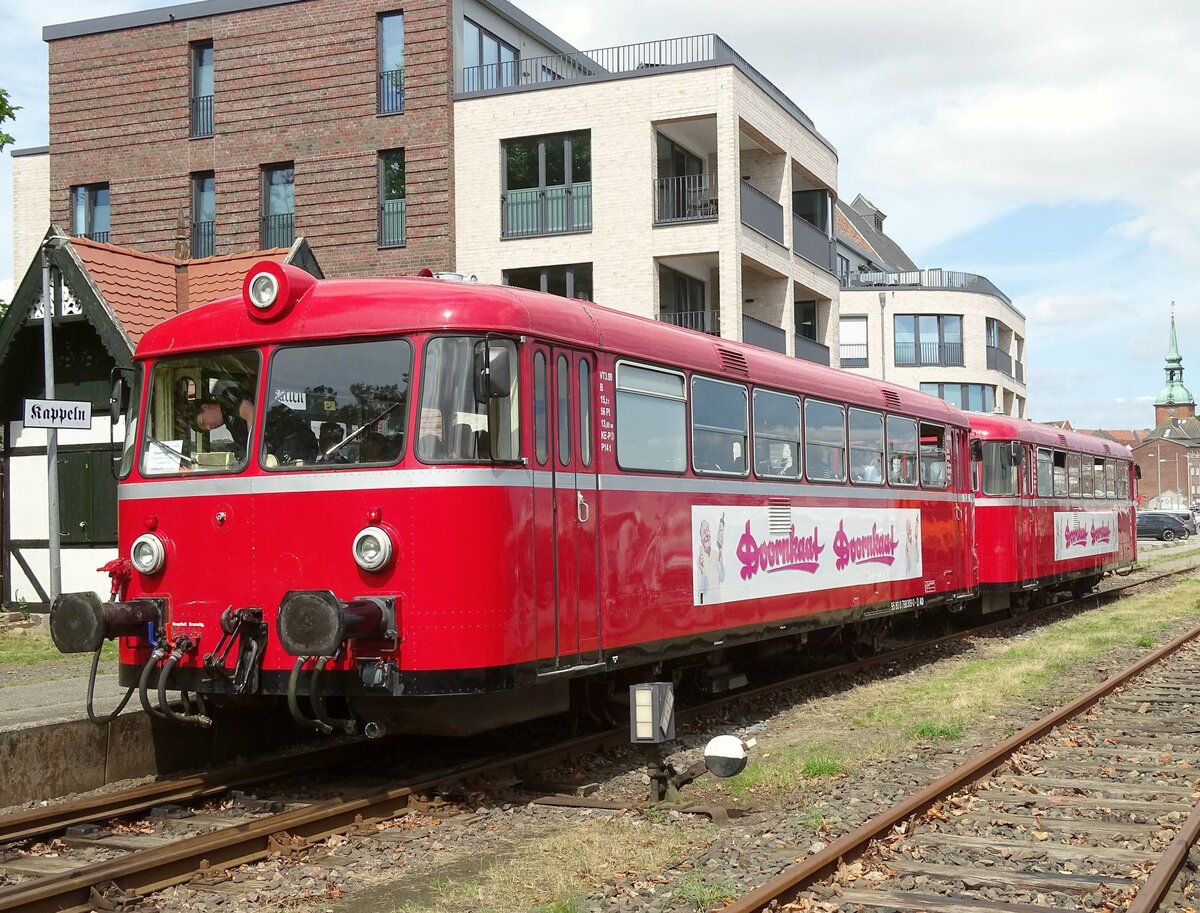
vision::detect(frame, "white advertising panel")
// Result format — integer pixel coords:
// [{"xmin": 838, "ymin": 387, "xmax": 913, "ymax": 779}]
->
[
  {"xmin": 23, "ymin": 398, "xmax": 92, "ymax": 430},
  {"xmin": 692, "ymin": 505, "xmax": 923, "ymax": 606},
  {"xmin": 1053, "ymin": 511, "xmax": 1118, "ymax": 561}
]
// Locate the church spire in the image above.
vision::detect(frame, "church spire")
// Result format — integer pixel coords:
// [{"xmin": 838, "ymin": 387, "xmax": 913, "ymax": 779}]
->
[{"xmin": 1155, "ymin": 303, "xmax": 1195, "ymax": 426}]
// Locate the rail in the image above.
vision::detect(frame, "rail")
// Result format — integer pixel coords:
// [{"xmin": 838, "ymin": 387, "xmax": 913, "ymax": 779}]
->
[
  {"xmin": 189, "ymin": 95, "xmax": 213, "ymax": 138},
  {"xmin": 654, "ymin": 173, "xmax": 718, "ymax": 224},
  {"xmin": 378, "ymin": 67, "xmax": 404, "ymax": 114},
  {"xmin": 791, "ymin": 213, "xmax": 832, "ymax": 270},
  {"xmin": 742, "ymin": 314, "xmax": 785, "ymax": 354},
  {"xmin": 739, "ymin": 180, "xmax": 784, "ymax": 245},
  {"xmin": 261, "ymin": 213, "xmax": 294, "ymax": 249},
  {"xmin": 987, "ymin": 343, "xmax": 1014, "ymax": 376},
  {"xmin": 793, "ymin": 334, "xmax": 830, "ymax": 366},
  {"xmin": 190, "ymin": 220, "xmax": 214, "ymax": 258},
  {"xmin": 659, "ymin": 309, "xmax": 719, "ymax": 334},
  {"xmin": 850, "ymin": 268, "xmax": 1015, "ymax": 310},
  {"xmin": 894, "ymin": 340, "xmax": 964, "ymax": 367},
  {"xmin": 501, "ymin": 182, "xmax": 592, "ymax": 238},
  {"xmin": 379, "ymin": 198, "xmax": 406, "ymax": 247},
  {"xmin": 838, "ymin": 342, "xmax": 868, "ymax": 368}
]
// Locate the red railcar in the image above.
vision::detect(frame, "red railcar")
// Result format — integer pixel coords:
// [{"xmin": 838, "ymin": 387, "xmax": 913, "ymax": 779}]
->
[
  {"xmin": 51, "ymin": 263, "xmax": 980, "ymax": 734},
  {"xmin": 970, "ymin": 413, "xmax": 1136, "ymax": 612}
]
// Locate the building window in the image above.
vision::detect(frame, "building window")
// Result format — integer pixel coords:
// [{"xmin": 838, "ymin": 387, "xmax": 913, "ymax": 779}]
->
[
  {"xmin": 894, "ymin": 314, "xmax": 963, "ymax": 366},
  {"xmin": 920, "ymin": 382, "xmax": 995, "ymax": 413},
  {"xmin": 836, "ymin": 254, "xmax": 850, "ymax": 285},
  {"xmin": 463, "ymin": 17, "xmax": 518, "ymax": 92},
  {"xmin": 504, "ymin": 263, "xmax": 592, "ymax": 300},
  {"xmin": 839, "ymin": 316, "xmax": 868, "ymax": 367},
  {"xmin": 379, "ymin": 150, "xmax": 406, "ymax": 247},
  {"xmin": 502, "ymin": 131, "xmax": 591, "ymax": 238},
  {"xmin": 261, "ymin": 164, "xmax": 294, "ymax": 249},
  {"xmin": 191, "ymin": 172, "xmax": 215, "ymax": 258},
  {"xmin": 190, "ymin": 41, "xmax": 214, "ymax": 137},
  {"xmin": 655, "ymin": 134, "xmax": 715, "ymax": 224},
  {"xmin": 657, "ymin": 264, "xmax": 711, "ymax": 333},
  {"xmin": 71, "ymin": 183, "xmax": 110, "ymax": 242},
  {"xmin": 796, "ymin": 300, "xmax": 818, "ymax": 341},
  {"xmin": 378, "ymin": 12, "xmax": 404, "ymax": 114}
]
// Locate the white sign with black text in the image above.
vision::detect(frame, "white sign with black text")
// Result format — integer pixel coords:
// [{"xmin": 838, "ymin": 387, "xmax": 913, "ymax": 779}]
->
[{"xmin": 23, "ymin": 398, "xmax": 92, "ymax": 430}]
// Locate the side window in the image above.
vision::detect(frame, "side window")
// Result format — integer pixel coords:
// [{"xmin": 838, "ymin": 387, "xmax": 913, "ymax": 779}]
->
[
  {"xmin": 1080, "ymin": 457, "xmax": 1094, "ymax": 498},
  {"xmin": 1067, "ymin": 452, "xmax": 1081, "ymax": 497},
  {"xmin": 1117, "ymin": 462, "xmax": 1129, "ymax": 499},
  {"xmin": 533, "ymin": 351, "xmax": 548, "ymax": 465},
  {"xmin": 1052, "ymin": 450, "xmax": 1068, "ymax": 497},
  {"xmin": 981, "ymin": 441, "xmax": 1017, "ymax": 496},
  {"xmin": 579, "ymin": 360, "xmax": 592, "ymax": 467},
  {"xmin": 1092, "ymin": 458, "xmax": 1106, "ymax": 497},
  {"xmin": 692, "ymin": 377, "xmax": 749, "ymax": 476},
  {"xmin": 919, "ymin": 422, "xmax": 949, "ymax": 489},
  {"xmin": 1105, "ymin": 459, "xmax": 1117, "ymax": 498},
  {"xmin": 886, "ymin": 415, "xmax": 917, "ymax": 486},
  {"xmin": 753, "ymin": 389, "xmax": 801, "ymax": 479},
  {"xmin": 557, "ymin": 355, "xmax": 571, "ymax": 466},
  {"xmin": 1036, "ymin": 448, "xmax": 1054, "ymax": 497},
  {"xmin": 615, "ymin": 363, "xmax": 686, "ymax": 472},
  {"xmin": 849, "ymin": 408, "xmax": 884, "ymax": 485},
  {"xmin": 805, "ymin": 400, "xmax": 846, "ymax": 482}
]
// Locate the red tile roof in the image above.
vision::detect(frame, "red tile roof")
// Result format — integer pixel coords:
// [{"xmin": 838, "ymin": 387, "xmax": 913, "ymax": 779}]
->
[{"xmin": 68, "ymin": 238, "xmax": 291, "ymax": 346}]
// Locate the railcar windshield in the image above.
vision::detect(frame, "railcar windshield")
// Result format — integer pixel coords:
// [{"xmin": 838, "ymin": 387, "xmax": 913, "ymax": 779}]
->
[
  {"xmin": 141, "ymin": 350, "xmax": 260, "ymax": 476},
  {"xmin": 417, "ymin": 336, "xmax": 519, "ymax": 462},
  {"xmin": 118, "ymin": 364, "xmax": 144, "ymax": 478},
  {"xmin": 265, "ymin": 339, "xmax": 412, "ymax": 469}
]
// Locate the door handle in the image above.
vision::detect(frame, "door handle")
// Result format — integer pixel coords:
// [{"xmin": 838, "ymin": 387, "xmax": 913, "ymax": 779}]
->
[
  {"xmin": 577, "ymin": 491, "xmax": 589, "ymax": 524},
  {"xmin": 954, "ymin": 506, "xmax": 962, "ymax": 521}
]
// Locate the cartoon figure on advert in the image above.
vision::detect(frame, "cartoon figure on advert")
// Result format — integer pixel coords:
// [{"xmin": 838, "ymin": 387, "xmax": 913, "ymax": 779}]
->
[
  {"xmin": 697, "ymin": 514, "xmax": 726, "ymax": 602},
  {"xmin": 904, "ymin": 518, "xmax": 916, "ymax": 574}
]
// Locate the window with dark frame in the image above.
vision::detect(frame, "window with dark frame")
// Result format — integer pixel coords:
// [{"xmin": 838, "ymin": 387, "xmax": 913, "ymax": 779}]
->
[
  {"xmin": 71, "ymin": 183, "xmax": 110, "ymax": 242},
  {"xmin": 191, "ymin": 172, "xmax": 215, "ymax": 258},
  {"xmin": 804, "ymin": 399, "xmax": 846, "ymax": 483},
  {"xmin": 894, "ymin": 314, "xmax": 964, "ymax": 366},
  {"xmin": 503, "ymin": 263, "xmax": 592, "ymax": 300},
  {"xmin": 919, "ymin": 382, "xmax": 995, "ymax": 413},
  {"xmin": 261, "ymin": 164, "xmax": 294, "ymax": 249},
  {"xmin": 691, "ymin": 377, "xmax": 748, "ymax": 476},
  {"xmin": 463, "ymin": 17, "xmax": 518, "ymax": 92},
  {"xmin": 190, "ymin": 41, "xmax": 214, "ymax": 137},
  {"xmin": 887, "ymin": 415, "xmax": 918, "ymax": 486},
  {"xmin": 501, "ymin": 131, "xmax": 591, "ymax": 237},
  {"xmin": 752, "ymin": 389, "xmax": 801, "ymax": 480},
  {"xmin": 658, "ymin": 264, "xmax": 710, "ymax": 333},
  {"xmin": 849, "ymin": 408, "xmax": 884, "ymax": 484},
  {"xmin": 378, "ymin": 12, "xmax": 404, "ymax": 114},
  {"xmin": 615, "ymin": 362, "xmax": 687, "ymax": 473},
  {"xmin": 379, "ymin": 149, "xmax": 406, "ymax": 247}
]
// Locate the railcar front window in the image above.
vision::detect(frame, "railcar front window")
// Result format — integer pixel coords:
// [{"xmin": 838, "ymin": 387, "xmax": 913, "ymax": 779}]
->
[
  {"xmin": 266, "ymin": 339, "xmax": 412, "ymax": 469},
  {"xmin": 118, "ymin": 364, "xmax": 144, "ymax": 478},
  {"xmin": 980, "ymin": 441, "xmax": 1017, "ymax": 496},
  {"xmin": 141, "ymin": 350, "xmax": 260, "ymax": 476},
  {"xmin": 418, "ymin": 336, "xmax": 519, "ymax": 462}
]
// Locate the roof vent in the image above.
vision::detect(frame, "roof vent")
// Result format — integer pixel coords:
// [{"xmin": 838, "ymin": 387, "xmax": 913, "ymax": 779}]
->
[
  {"xmin": 716, "ymin": 347, "xmax": 750, "ymax": 376},
  {"xmin": 883, "ymin": 390, "xmax": 903, "ymax": 411},
  {"xmin": 1057, "ymin": 434, "xmax": 1067, "ymax": 448}
]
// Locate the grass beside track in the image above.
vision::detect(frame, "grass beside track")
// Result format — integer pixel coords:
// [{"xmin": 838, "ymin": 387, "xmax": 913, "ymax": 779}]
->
[{"xmin": 0, "ymin": 633, "xmax": 115, "ymax": 666}]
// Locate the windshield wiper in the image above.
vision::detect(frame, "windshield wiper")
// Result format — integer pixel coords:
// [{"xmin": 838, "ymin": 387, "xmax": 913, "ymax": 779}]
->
[
  {"xmin": 317, "ymin": 401, "xmax": 403, "ymax": 462},
  {"xmin": 147, "ymin": 439, "xmax": 198, "ymax": 468}
]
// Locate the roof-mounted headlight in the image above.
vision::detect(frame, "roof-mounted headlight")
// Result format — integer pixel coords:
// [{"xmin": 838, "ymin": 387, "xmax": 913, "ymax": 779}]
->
[
  {"xmin": 247, "ymin": 272, "xmax": 279, "ymax": 309},
  {"xmin": 131, "ymin": 533, "xmax": 166, "ymax": 575},
  {"xmin": 241, "ymin": 261, "xmax": 316, "ymax": 320}
]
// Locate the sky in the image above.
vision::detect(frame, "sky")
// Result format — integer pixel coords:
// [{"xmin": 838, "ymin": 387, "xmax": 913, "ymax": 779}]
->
[{"xmin": 1, "ymin": 0, "xmax": 1198, "ymax": 430}]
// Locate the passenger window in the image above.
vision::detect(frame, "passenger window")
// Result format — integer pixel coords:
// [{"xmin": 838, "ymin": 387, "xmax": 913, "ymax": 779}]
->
[
  {"xmin": 579, "ymin": 360, "xmax": 592, "ymax": 467},
  {"xmin": 1093, "ymin": 458, "xmax": 1107, "ymax": 497},
  {"xmin": 615, "ymin": 363, "xmax": 686, "ymax": 472},
  {"xmin": 805, "ymin": 400, "xmax": 846, "ymax": 482},
  {"xmin": 1052, "ymin": 451, "xmax": 1068, "ymax": 497},
  {"xmin": 1105, "ymin": 459, "xmax": 1117, "ymax": 498},
  {"xmin": 534, "ymin": 351, "xmax": 548, "ymax": 465},
  {"xmin": 1037, "ymin": 448, "xmax": 1054, "ymax": 497},
  {"xmin": 849, "ymin": 408, "xmax": 884, "ymax": 485},
  {"xmin": 557, "ymin": 355, "xmax": 570, "ymax": 466},
  {"xmin": 1117, "ymin": 463, "xmax": 1128, "ymax": 499},
  {"xmin": 886, "ymin": 416, "xmax": 917, "ymax": 486},
  {"xmin": 919, "ymin": 422, "xmax": 949, "ymax": 489},
  {"xmin": 753, "ymin": 389, "xmax": 801, "ymax": 479},
  {"xmin": 981, "ymin": 441, "xmax": 1017, "ymax": 496},
  {"xmin": 692, "ymin": 377, "xmax": 749, "ymax": 476},
  {"xmin": 1080, "ymin": 458, "xmax": 1094, "ymax": 498},
  {"xmin": 1067, "ymin": 452, "xmax": 1081, "ymax": 497}
]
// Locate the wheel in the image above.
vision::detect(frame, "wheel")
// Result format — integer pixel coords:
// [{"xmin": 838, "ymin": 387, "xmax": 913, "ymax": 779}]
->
[
  {"xmin": 1162, "ymin": 529, "xmax": 1175, "ymax": 541},
  {"xmin": 1181, "ymin": 529, "xmax": 1190, "ymax": 540}
]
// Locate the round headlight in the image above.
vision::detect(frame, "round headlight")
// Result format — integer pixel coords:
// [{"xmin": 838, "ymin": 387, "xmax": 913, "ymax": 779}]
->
[
  {"xmin": 248, "ymin": 272, "xmax": 279, "ymax": 309},
  {"xmin": 353, "ymin": 526, "xmax": 393, "ymax": 572},
  {"xmin": 131, "ymin": 533, "xmax": 166, "ymax": 575}
]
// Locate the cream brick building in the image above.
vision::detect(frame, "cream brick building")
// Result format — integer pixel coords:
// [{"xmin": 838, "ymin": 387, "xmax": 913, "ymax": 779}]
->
[
  {"xmin": 453, "ymin": 34, "xmax": 840, "ymax": 364},
  {"xmin": 10, "ymin": 147, "xmax": 50, "ymax": 288}
]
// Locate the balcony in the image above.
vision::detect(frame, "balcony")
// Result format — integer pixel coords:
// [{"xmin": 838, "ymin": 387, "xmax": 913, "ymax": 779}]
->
[
  {"xmin": 740, "ymin": 180, "xmax": 784, "ymax": 246},
  {"xmin": 792, "ymin": 213, "xmax": 833, "ymax": 271},
  {"xmin": 262, "ymin": 213, "xmax": 295, "ymax": 249},
  {"xmin": 987, "ymin": 344, "xmax": 1014, "ymax": 377},
  {"xmin": 655, "ymin": 174, "xmax": 718, "ymax": 224},
  {"xmin": 1016, "ymin": 361, "xmax": 1025, "ymax": 384},
  {"xmin": 379, "ymin": 68, "xmax": 404, "ymax": 114},
  {"xmin": 190, "ymin": 95, "xmax": 213, "ymax": 138},
  {"xmin": 849, "ymin": 268, "xmax": 1015, "ymax": 310},
  {"xmin": 502, "ymin": 183, "xmax": 592, "ymax": 238},
  {"xmin": 839, "ymin": 342, "xmax": 868, "ymax": 368},
  {"xmin": 380, "ymin": 199, "xmax": 407, "ymax": 247},
  {"xmin": 77, "ymin": 231, "xmax": 109, "ymax": 243},
  {"xmin": 659, "ymin": 309, "xmax": 719, "ymax": 335},
  {"xmin": 743, "ymin": 314, "xmax": 785, "ymax": 354},
  {"xmin": 191, "ymin": 220, "xmax": 214, "ymax": 258},
  {"xmin": 794, "ymin": 334, "xmax": 830, "ymax": 366},
  {"xmin": 894, "ymin": 341, "xmax": 964, "ymax": 367}
]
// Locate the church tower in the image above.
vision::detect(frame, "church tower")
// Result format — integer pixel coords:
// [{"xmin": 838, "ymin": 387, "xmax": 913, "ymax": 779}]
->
[{"xmin": 1154, "ymin": 306, "xmax": 1196, "ymax": 426}]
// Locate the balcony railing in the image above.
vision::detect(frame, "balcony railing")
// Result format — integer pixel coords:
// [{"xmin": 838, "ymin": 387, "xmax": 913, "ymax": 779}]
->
[
  {"xmin": 380, "ymin": 198, "xmax": 407, "ymax": 247},
  {"xmin": 77, "ymin": 230, "xmax": 109, "ymax": 243},
  {"xmin": 379, "ymin": 68, "xmax": 404, "ymax": 114},
  {"xmin": 654, "ymin": 174, "xmax": 718, "ymax": 224},
  {"xmin": 987, "ymin": 344, "xmax": 1014, "ymax": 376},
  {"xmin": 659, "ymin": 309, "xmax": 719, "ymax": 335},
  {"xmin": 262, "ymin": 213, "xmax": 295, "ymax": 249},
  {"xmin": 501, "ymin": 183, "xmax": 592, "ymax": 238},
  {"xmin": 794, "ymin": 334, "xmax": 830, "ymax": 366},
  {"xmin": 792, "ymin": 213, "xmax": 833, "ymax": 271},
  {"xmin": 849, "ymin": 267, "xmax": 1014, "ymax": 309},
  {"xmin": 894, "ymin": 341, "xmax": 964, "ymax": 367},
  {"xmin": 190, "ymin": 95, "xmax": 213, "ymax": 138},
  {"xmin": 743, "ymin": 314, "xmax": 785, "ymax": 354},
  {"xmin": 1016, "ymin": 361, "xmax": 1024, "ymax": 384},
  {"xmin": 191, "ymin": 220, "xmax": 214, "ymax": 258},
  {"xmin": 740, "ymin": 180, "xmax": 784, "ymax": 246},
  {"xmin": 839, "ymin": 343, "xmax": 869, "ymax": 368}
]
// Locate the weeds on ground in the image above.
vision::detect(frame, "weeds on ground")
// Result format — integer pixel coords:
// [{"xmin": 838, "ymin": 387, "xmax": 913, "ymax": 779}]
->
[
  {"xmin": 1136, "ymin": 633, "xmax": 1156, "ymax": 648},
  {"xmin": 675, "ymin": 876, "xmax": 738, "ymax": 910},
  {"xmin": 725, "ymin": 746, "xmax": 848, "ymax": 798},
  {"xmin": 0, "ymin": 633, "xmax": 116, "ymax": 666},
  {"xmin": 908, "ymin": 719, "xmax": 965, "ymax": 742}
]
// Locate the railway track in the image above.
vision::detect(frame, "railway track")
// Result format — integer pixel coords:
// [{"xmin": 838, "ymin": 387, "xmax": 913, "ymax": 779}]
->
[
  {"xmin": 724, "ymin": 620, "xmax": 1200, "ymax": 913},
  {"xmin": 1, "ymin": 561, "xmax": 1195, "ymax": 913}
]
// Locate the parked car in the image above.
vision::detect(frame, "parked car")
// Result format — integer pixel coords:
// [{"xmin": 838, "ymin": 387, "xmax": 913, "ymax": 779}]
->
[
  {"xmin": 1137, "ymin": 512, "xmax": 1191, "ymax": 541},
  {"xmin": 1139, "ymin": 510, "xmax": 1198, "ymax": 537}
]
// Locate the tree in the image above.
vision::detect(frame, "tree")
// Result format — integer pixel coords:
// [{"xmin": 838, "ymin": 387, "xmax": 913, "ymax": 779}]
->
[{"xmin": 0, "ymin": 87, "xmax": 18, "ymax": 152}]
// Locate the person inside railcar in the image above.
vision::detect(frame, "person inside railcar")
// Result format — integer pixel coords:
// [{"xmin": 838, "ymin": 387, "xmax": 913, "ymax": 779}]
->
[{"xmin": 192, "ymin": 388, "xmax": 254, "ymax": 459}]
